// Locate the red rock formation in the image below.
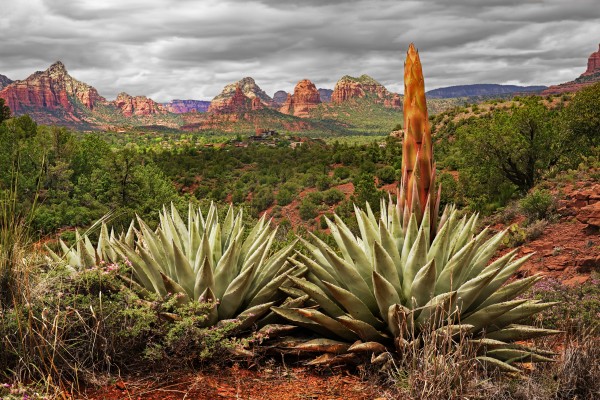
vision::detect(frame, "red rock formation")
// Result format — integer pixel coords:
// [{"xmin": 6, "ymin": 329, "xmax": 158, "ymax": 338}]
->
[
  {"xmin": 251, "ymin": 96, "xmax": 263, "ymax": 110},
  {"xmin": 0, "ymin": 74, "xmax": 12, "ymax": 90},
  {"xmin": 584, "ymin": 44, "xmax": 600, "ymax": 76},
  {"xmin": 208, "ymin": 85, "xmax": 251, "ymax": 114},
  {"xmin": 279, "ymin": 79, "xmax": 321, "ymax": 118},
  {"xmin": 331, "ymin": 75, "xmax": 401, "ymax": 109},
  {"xmin": 113, "ymin": 92, "xmax": 167, "ymax": 117},
  {"xmin": 0, "ymin": 61, "xmax": 105, "ymax": 114},
  {"xmin": 543, "ymin": 44, "xmax": 600, "ymax": 95}
]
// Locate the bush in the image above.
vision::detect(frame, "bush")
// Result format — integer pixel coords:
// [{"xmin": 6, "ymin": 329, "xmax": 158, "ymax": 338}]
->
[
  {"xmin": 376, "ymin": 166, "xmax": 397, "ymax": 185},
  {"xmin": 322, "ymin": 188, "xmax": 345, "ymax": 205},
  {"xmin": 299, "ymin": 199, "xmax": 318, "ymax": 220},
  {"xmin": 276, "ymin": 188, "xmax": 295, "ymax": 206},
  {"xmin": 519, "ymin": 189, "xmax": 556, "ymax": 222}
]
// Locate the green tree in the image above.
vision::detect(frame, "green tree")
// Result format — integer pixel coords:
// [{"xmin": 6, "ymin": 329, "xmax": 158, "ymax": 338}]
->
[
  {"xmin": 0, "ymin": 98, "xmax": 11, "ymax": 124},
  {"xmin": 566, "ymin": 82, "xmax": 600, "ymax": 147}
]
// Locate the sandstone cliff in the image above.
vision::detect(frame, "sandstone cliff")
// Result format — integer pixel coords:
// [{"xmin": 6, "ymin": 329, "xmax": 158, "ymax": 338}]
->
[
  {"xmin": 331, "ymin": 74, "xmax": 401, "ymax": 109},
  {"xmin": 0, "ymin": 61, "xmax": 106, "ymax": 114},
  {"xmin": 112, "ymin": 92, "xmax": 167, "ymax": 117},
  {"xmin": 211, "ymin": 77, "xmax": 272, "ymax": 108},
  {"xmin": 208, "ymin": 85, "xmax": 252, "ymax": 114},
  {"xmin": 279, "ymin": 79, "xmax": 321, "ymax": 118},
  {"xmin": 543, "ymin": 44, "xmax": 600, "ymax": 95},
  {"xmin": 272, "ymin": 90, "xmax": 289, "ymax": 106}
]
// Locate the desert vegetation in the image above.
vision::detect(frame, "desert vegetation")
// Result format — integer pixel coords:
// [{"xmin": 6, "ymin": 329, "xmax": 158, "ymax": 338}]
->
[{"xmin": 0, "ymin": 69, "xmax": 599, "ymax": 399}]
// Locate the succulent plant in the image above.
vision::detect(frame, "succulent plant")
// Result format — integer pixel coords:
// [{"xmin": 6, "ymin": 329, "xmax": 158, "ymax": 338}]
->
[
  {"xmin": 272, "ymin": 44, "xmax": 559, "ymax": 372},
  {"xmin": 50, "ymin": 203, "xmax": 301, "ymax": 329}
]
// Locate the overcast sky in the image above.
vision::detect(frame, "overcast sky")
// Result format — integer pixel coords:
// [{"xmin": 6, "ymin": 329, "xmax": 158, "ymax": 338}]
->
[{"xmin": 1, "ymin": 0, "xmax": 599, "ymax": 102}]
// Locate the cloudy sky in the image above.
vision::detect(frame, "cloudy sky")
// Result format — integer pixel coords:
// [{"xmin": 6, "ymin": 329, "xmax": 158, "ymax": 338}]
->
[{"xmin": 1, "ymin": 0, "xmax": 599, "ymax": 102}]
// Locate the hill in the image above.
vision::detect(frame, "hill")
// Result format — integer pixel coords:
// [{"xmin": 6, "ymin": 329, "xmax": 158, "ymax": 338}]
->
[{"xmin": 426, "ymin": 83, "xmax": 546, "ymax": 98}]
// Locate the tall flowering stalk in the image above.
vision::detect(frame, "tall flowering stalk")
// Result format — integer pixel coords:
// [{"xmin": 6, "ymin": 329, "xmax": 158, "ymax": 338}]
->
[{"xmin": 399, "ymin": 43, "xmax": 440, "ymax": 235}]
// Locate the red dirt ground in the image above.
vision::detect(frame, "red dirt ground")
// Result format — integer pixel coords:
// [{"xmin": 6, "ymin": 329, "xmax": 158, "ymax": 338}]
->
[{"xmin": 82, "ymin": 365, "xmax": 388, "ymax": 400}]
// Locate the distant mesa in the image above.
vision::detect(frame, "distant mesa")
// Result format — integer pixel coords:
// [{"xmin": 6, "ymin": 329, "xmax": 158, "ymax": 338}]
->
[
  {"xmin": 318, "ymin": 88, "xmax": 333, "ymax": 103},
  {"xmin": 113, "ymin": 92, "xmax": 167, "ymax": 117},
  {"xmin": 0, "ymin": 61, "xmax": 105, "ymax": 115},
  {"xmin": 162, "ymin": 99, "xmax": 210, "ymax": 113},
  {"xmin": 543, "ymin": 43, "xmax": 600, "ymax": 95},
  {"xmin": 279, "ymin": 79, "xmax": 321, "ymax": 118},
  {"xmin": 331, "ymin": 74, "xmax": 401, "ymax": 108},
  {"xmin": 426, "ymin": 84, "xmax": 547, "ymax": 99},
  {"xmin": 211, "ymin": 77, "xmax": 272, "ymax": 106},
  {"xmin": 0, "ymin": 74, "xmax": 13, "ymax": 90},
  {"xmin": 272, "ymin": 90, "xmax": 289, "ymax": 106}
]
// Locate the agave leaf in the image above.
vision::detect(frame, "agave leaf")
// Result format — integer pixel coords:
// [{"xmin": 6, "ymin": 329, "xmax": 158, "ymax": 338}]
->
[
  {"xmin": 434, "ymin": 238, "xmax": 477, "ymax": 294},
  {"xmin": 474, "ymin": 253, "xmax": 533, "ymax": 305},
  {"xmin": 173, "ymin": 240, "xmax": 196, "ymax": 297},
  {"xmin": 160, "ymin": 272, "xmax": 190, "ymax": 304},
  {"xmin": 378, "ymin": 220, "xmax": 402, "ymax": 268},
  {"xmin": 291, "ymin": 252, "xmax": 338, "ymax": 287},
  {"xmin": 288, "ymin": 276, "xmax": 345, "ymax": 317},
  {"xmin": 455, "ymin": 265, "xmax": 502, "ymax": 312},
  {"xmin": 236, "ymin": 301, "xmax": 276, "ymax": 331},
  {"xmin": 213, "ymin": 235, "xmax": 241, "ymax": 298},
  {"xmin": 476, "ymin": 356, "xmax": 521, "ymax": 373},
  {"xmin": 402, "ymin": 226, "xmax": 429, "ymax": 299},
  {"xmin": 461, "ymin": 299, "xmax": 527, "ymax": 332},
  {"xmin": 486, "ymin": 349, "xmax": 555, "ymax": 363},
  {"xmin": 337, "ymin": 315, "xmax": 390, "ymax": 343},
  {"xmin": 487, "ymin": 325, "xmax": 563, "ymax": 342},
  {"xmin": 414, "ymin": 291, "xmax": 457, "ymax": 326},
  {"xmin": 322, "ymin": 281, "xmax": 382, "ymax": 328},
  {"xmin": 487, "ymin": 301, "xmax": 558, "ymax": 332},
  {"xmin": 293, "ymin": 338, "xmax": 350, "ymax": 354},
  {"xmin": 297, "ymin": 308, "xmax": 358, "ymax": 341},
  {"xmin": 331, "ymin": 215, "xmax": 374, "ymax": 289},
  {"xmin": 246, "ymin": 265, "xmax": 295, "ymax": 308},
  {"xmin": 348, "ymin": 341, "xmax": 387, "ymax": 354},
  {"xmin": 194, "ymin": 257, "xmax": 215, "ymax": 301},
  {"xmin": 373, "ymin": 241, "xmax": 402, "ymax": 293},
  {"xmin": 409, "ymin": 259, "xmax": 436, "ymax": 308},
  {"xmin": 218, "ymin": 263, "xmax": 257, "ymax": 320},
  {"xmin": 484, "ymin": 277, "xmax": 542, "ymax": 312},
  {"xmin": 372, "ymin": 271, "xmax": 402, "ymax": 325},
  {"xmin": 198, "ymin": 287, "xmax": 219, "ymax": 327}
]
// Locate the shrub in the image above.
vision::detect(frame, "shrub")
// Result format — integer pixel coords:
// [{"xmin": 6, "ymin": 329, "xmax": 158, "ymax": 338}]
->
[
  {"xmin": 519, "ymin": 189, "xmax": 556, "ymax": 222},
  {"xmin": 299, "ymin": 199, "xmax": 318, "ymax": 220},
  {"xmin": 276, "ymin": 188, "xmax": 295, "ymax": 206},
  {"xmin": 376, "ymin": 165, "xmax": 397, "ymax": 185},
  {"xmin": 322, "ymin": 188, "xmax": 345, "ymax": 205}
]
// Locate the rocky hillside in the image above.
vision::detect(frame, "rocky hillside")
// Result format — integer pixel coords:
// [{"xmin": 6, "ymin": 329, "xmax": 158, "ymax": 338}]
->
[
  {"xmin": 210, "ymin": 77, "xmax": 272, "ymax": 109},
  {"xmin": 272, "ymin": 90, "xmax": 288, "ymax": 106},
  {"xmin": 331, "ymin": 74, "xmax": 401, "ymax": 108},
  {"xmin": 112, "ymin": 93, "xmax": 167, "ymax": 117},
  {"xmin": 0, "ymin": 74, "xmax": 13, "ymax": 90},
  {"xmin": 427, "ymin": 84, "xmax": 547, "ymax": 98},
  {"xmin": 162, "ymin": 100, "xmax": 210, "ymax": 113},
  {"xmin": 0, "ymin": 61, "xmax": 105, "ymax": 115},
  {"xmin": 543, "ymin": 43, "xmax": 600, "ymax": 94},
  {"xmin": 279, "ymin": 79, "xmax": 321, "ymax": 118}
]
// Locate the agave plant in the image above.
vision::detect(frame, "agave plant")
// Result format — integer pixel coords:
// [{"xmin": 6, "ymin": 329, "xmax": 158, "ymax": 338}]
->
[
  {"xmin": 49, "ymin": 203, "xmax": 302, "ymax": 329},
  {"xmin": 272, "ymin": 44, "xmax": 559, "ymax": 372}
]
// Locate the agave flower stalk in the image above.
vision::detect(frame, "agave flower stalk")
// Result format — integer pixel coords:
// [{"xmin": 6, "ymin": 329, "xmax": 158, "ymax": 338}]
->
[{"xmin": 400, "ymin": 43, "xmax": 439, "ymax": 234}]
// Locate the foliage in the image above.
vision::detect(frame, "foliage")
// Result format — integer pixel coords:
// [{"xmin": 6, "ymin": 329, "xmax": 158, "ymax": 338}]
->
[
  {"xmin": 566, "ymin": 82, "xmax": 600, "ymax": 147},
  {"xmin": 519, "ymin": 189, "xmax": 556, "ymax": 222}
]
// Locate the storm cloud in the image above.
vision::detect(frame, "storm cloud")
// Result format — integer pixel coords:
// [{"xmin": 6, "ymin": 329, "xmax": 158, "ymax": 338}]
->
[{"xmin": 1, "ymin": 0, "xmax": 598, "ymax": 102}]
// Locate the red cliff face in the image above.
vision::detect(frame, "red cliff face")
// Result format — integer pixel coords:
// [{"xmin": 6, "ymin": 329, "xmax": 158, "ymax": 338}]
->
[
  {"xmin": 0, "ymin": 61, "xmax": 105, "ymax": 114},
  {"xmin": 113, "ymin": 92, "xmax": 167, "ymax": 117},
  {"xmin": 279, "ymin": 79, "xmax": 321, "ymax": 118},
  {"xmin": 584, "ymin": 44, "xmax": 600, "ymax": 76},
  {"xmin": 208, "ymin": 85, "xmax": 251, "ymax": 114},
  {"xmin": 331, "ymin": 75, "xmax": 401, "ymax": 109},
  {"xmin": 543, "ymin": 44, "xmax": 600, "ymax": 95},
  {"xmin": 251, "ymin": 96, "xmax": 263, "ymax": 110}
]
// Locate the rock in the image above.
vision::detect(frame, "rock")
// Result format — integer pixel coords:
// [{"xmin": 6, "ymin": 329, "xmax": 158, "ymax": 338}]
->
[
  {"xmin": 162, "ymin": 99, "xmax": 210, "ymax": 113},
  {"xmin": 331, "ymin": 74, "xmax": 401, "ymax": 109},
  {"xmin": 272, "ymin": 90, "xmax": 289, "ymax": 106},
  {"xmin": 576, "ymin": 255, "xmax": 600, "ymax": 273},
  {"xmin": 542, "ymin": 44, "xmax": 600, "ymax": 95},
  {"xmin": 210, "ymin": 77, "xmax": 272, "ymax": 109},
  {"xmin": 576, "ymin": 201, "xmax": 600, "ymax": 227},
  {"xmin": 318, "ymin": 88, "xmax": 333, "ymax": 103},
  {"xmin": 0, "ymin": 74, "xmax": 12, "ymax": 90},
  {"xmin": 0, "ymin": 61, "xmax": 105, "ymax": 114},
  {"xmin": 112, "ymin": 92, "xmax": 167, "ymax": 117},
  {"xmin": 279, "ymin": 79, "xmax": 321, "ymax": 118},
  {"xmin": 251, "ymin": 96, "xmax": 263, "ymax": 110},
  {"xmin": 208, "ymin": 85, "xmax": 251, "ymax": 114}
]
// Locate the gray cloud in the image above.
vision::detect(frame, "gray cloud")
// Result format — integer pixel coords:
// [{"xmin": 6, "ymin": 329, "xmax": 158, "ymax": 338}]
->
[{"xmin": 0, "ymin": 0, "xmax": 598, "ymax": 102}]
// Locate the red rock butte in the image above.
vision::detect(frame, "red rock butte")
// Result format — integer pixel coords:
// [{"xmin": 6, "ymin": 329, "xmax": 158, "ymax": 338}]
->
[{"xmin": 542, "ymin": 43, "xmax": 600, "ymax": 95}]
